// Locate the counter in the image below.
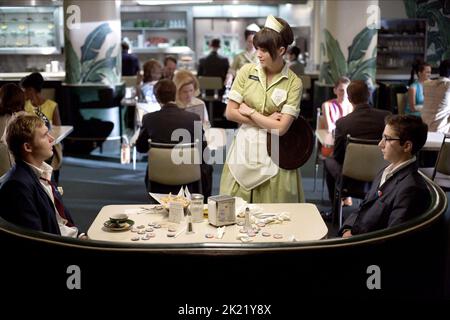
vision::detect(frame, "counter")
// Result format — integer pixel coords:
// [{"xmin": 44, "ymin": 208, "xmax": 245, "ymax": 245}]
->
[{"xmin": 0, "ymin": 72, "xmax": 65, "ymax": 81}]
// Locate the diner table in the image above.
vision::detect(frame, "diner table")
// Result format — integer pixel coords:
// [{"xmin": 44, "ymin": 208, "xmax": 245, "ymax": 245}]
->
[
  {"xmin": 315, "ymin": 129, "xmax": 444, "ymax": 151},
  {"xmin": 50, "ymin": 125, "xmax": 74, "ymax": 144},
  {"xmin": 87, "ymin": 203, "xmax": 328, "ymax": 243}
]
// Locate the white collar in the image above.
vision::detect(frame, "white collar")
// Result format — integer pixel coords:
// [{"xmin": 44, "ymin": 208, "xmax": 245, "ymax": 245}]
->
[{"xmin": 25, "ymin": 161, "xmax": 53, "ymax": 181}]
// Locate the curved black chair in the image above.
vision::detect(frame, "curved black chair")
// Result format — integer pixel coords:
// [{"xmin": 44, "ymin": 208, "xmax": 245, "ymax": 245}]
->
[{"xmin": 0, "ymin": 175, "xmax": 448, "ymax": 299}]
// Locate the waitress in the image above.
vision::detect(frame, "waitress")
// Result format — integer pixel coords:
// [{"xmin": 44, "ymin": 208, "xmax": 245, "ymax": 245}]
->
[{"xmin": 219, "ymin": 15, "xmax": 304, "ymax": 203}]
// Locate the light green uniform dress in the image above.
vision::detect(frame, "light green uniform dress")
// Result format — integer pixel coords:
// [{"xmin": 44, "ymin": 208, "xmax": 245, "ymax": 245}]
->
[
  {"xmin": 229, "ymin": 51, "xmax": 258, "ymax": 76},
  {"xmin": 220, "ymin": 63, "xmax": 304, "ymax": 203}
]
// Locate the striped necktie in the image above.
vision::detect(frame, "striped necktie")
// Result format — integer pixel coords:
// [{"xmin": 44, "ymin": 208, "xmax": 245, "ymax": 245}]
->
[{"xmin": 39, "ymin": 177, "xmax": 73, "ymax": 227}]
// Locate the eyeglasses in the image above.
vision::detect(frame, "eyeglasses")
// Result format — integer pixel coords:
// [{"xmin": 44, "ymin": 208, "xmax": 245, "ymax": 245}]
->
[{"xmin": 381, "ymin": 135, "xmax": 401, "ymax": 142}]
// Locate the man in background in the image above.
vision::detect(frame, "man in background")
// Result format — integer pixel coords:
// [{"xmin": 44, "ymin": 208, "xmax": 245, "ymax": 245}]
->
[
  {"xmin": 162, "ymin": 56, "xmax": 177, "ymax": 80},
  {"xmin": 197, "ymin": 38, "xmax": 229, "ymax": 92},
  {"xmin": 323, "ymin": 80, "xmax": 391, "ymax": 219},
  {"xmin": 121, "ymin": 41, "xmax": 140, "ymax": 76}
]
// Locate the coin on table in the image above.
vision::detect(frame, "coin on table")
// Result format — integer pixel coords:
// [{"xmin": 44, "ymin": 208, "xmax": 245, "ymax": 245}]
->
[
  {"xmin": 237, "ymin": 221, "xmax": 244, "ymax": 226},
  {"xmin": 205, "ymin": 233, "xmax": 214, "ymax": 239},
  {"xmin": 273, "ymin": 233, "xmax": 283, "ymax": 239},
  {"xmin": 148, "ymin": 223, "xmax": 154, "ymax": 227},
  {"xmin": 262, "ymin": 232, "xmax": 271, "ymax": 237},
  {"xmin": 141, "ymin": 236, "xmax": 150, "ymax": 240},
  {"xmin": 167, "ymin": 232, "xmax": 176, "ymax": 237},
  {"xmin": 137, "ymin": 224, "xmax": 145, "ymax": 229},
  {"xmin": 168, "ymin": 227, "xmax": 177, "ymax": 233},
  {"xmin": 131, "ymin": 236, "xmax": 140, "ymax": 241},
  {"xmin": 147, "ymin": 232, "xmax": 156, "ymax": 238},
  {"xmin": 239, "ymin": 228, "xmax": 247, "ymax": 234},
  {"xmin": 247, "ymin": 231, "xmax": 256, "ymax": 237},
  {"xmin": 130, "ymin": 227, "xmax": 139, "ymax": 233},
  {"xmin": 146, "ymin": 227, "xmax": 154, "ymax": 232},
  {"xmin": 153, "ymin": 224, "xmax": 161, "ymax": 229},
  {"xmin": 257, "ymin": 222, "xmax": 266, "ymax": 227},
  {"xmin": 138, "ymin": 230, "xmax": 146, "ymax": 235}
]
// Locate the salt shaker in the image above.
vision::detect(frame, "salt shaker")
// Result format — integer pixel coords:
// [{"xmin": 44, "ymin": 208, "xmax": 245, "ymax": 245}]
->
[{"xmin": 244, "ymin": 207, "xmax": 252, "ymax": 232}]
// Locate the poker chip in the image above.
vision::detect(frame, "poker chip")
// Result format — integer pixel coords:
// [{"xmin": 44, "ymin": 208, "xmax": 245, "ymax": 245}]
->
[
  {"xmin": 167, "ymin": 233, "xmax": 176, "ymax": 237},
  {"xmin": 141, "ymin": 236, "xmax": 150, "ymax": 240},
  {"xmin": 205, "ymin": 233, "xmax": 214, "ymax": 239},
  {"xmin": 273, "ymin": 233, "xmax": 283, "ymax": 239},
  {"xmin": 131, "ymin": 236, "xmax": 140, "ymax": 241},
  {"xmin": 146, "ymin": 227, "xmax": 154, "ymax": 232},
  {"xmin": 168, "ymin": 227, "xmax": 178, "ymax": 233},
  {"xmin": 147, "ymin": 232, "xmax": 156, "ymax": 238},
  {"xmin": 148, "ymin": 223, "xmax": 154, "ymax": 227},
  {"xmin": 137, "ymin": 225, "xmax": 145, "ymax": 229},
  {"xmin": 153, "ymin": 224, "xmax": 161, "ymax": 229},
  {"xmin": 137, "ymin": 230, "xmax": 146, "ymax": 235},
  {"xmin": 257, "ymin": 222, "xmax": 266, "ymax": 227},
  {"xmin": 262, "ymin": 232, "xmax": 271, "ymax": 237},
  {"xmin": 130, "ymin": 227, "xmax": 138, "ymax": 233}
]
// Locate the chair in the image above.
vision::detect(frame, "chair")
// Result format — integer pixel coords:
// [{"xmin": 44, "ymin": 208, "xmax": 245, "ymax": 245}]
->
[
  {"xmin": 147, "ymin": 140, "xmax": 202, "ymax": 193},
  {"xmin": 420, "ymin": 133, "xmax": 450, "ymax": 191},
  {"xmin": 122, "ymin": 75, "xmax": 137, "ymax": 88},
  {"xmin": 334, "ymin": 135, "xmax": 388, "ymax": 227},
  {"xmin": 299, "ymin": 75, "xmax": 311, "ymax": 100},
  {"xmin": 0, "ymin": 142, "xmax": 13, "ymax": 177},
  {"xmin": 314, "ymin": 107, "xmax": 327, "ymax": 199},
  {"xmin": 198, "ymin": 76, "xmax": 223, "ymax": 124},
  {"xmin": 396, "ymin": 92, "xmax": 406, "ymax": 115}
]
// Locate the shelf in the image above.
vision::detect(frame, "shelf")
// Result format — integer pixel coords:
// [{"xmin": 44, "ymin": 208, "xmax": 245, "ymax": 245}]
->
[
  {"xmin": 122, "ymin": 27, "xmax": 186, "ymax": 32},
  {"xmin": 0, "ymin": 47, "xmax": 60, "ymax": 55},
  {"xmin": 378, "ymin": 34, "xmax": 425, "ymax": 38},
  {"xmin": 131, "ymin": 46, "xmax": 193, "ymax": 54},
  {"xmin": 377, "ymin": 50, "xmax": 424, "ymax": 55}
]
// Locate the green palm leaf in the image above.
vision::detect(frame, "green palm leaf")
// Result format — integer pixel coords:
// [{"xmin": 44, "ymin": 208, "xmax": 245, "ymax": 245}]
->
[
  {"xmin": 347, "ymin": 27, "xmax": 377, "ymax": 63},
  {"xmin": 65, "ymin": 37, "xmax": 80, "ymax": 84},
  {"xmin": 80, "ymin": 23, "xmax": 112, "ymax": 63},
  {"xmin": 323, "ymin": 29, "xmax": 347, "ymax": 84}
]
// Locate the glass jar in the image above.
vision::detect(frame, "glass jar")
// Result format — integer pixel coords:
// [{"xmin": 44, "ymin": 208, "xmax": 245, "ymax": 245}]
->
[{"xmin": 190, "ymin": 194, "xmax": 204, "ymax": 223}]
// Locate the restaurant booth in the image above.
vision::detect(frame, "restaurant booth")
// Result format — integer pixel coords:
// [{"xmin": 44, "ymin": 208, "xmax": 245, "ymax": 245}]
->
[{"xmin": 0, "ymin": 175, "xmax": 448, "ymax": 299}]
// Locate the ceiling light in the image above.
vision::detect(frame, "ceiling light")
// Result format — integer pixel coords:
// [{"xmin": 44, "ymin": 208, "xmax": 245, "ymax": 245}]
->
[{"xmin": 137, "ymin": 0, "xmax": 213, "ymax": 5}]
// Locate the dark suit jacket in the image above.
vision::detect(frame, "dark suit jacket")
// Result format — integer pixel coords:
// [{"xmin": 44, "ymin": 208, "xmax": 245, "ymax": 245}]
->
[
  {"xmin": 340, "ymin": 161, "xmax": 431, "ymax": 235},
  {"xmin": 135, "ymin": 103, "xmax": 212, "ymax": 196},
  {"xmin": 333, "ymin": 104, "xmax": 391, "ymax": 164},
  {"xmin": 197, "ymin": 51, "xmax": 230, "ymax": 83},
  {"xmin": 0, "ymin": 161, "xmax": 74, "ymax": 235},
  {"xmin": 122, "ymin": 51, "xmax": 140, "ymax": 76},
  {"xmin": 136, "ymin": 103, "xmax": 203, "ymax": 153}
]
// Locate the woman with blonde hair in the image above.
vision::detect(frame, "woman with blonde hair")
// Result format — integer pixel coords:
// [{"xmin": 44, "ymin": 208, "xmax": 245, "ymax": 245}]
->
[{"xmin": 173, "ymin": 70, "xmax": 209, "ymax": 125}]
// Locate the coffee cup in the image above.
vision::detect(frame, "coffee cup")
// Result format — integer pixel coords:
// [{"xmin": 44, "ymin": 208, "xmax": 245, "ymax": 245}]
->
[{"xmin": 109, "ymin": 213, "xmax": 129, "ymax": 225}]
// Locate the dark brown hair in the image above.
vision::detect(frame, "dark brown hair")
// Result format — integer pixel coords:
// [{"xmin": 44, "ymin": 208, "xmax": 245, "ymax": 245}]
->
[
  {"xmin": 0, "ymin": 83, "xmax": 25, "ymax": 116},
  {"xmin": 20, "ymin": 72, "xmax": 44, "ymax": 92},
  {"xmin": 347, "ymin": 80, "xmax": 370, "ymax": 105},
  {"xmin": 143, "ymin": 59, "xmax": 162, "ymax": 83},
  {"xmin": 408, "ymin": 61, "xmax": 431, "ymax": 85},
  {"xmin": 253, "ymin": 17, "xmax": 293, "ymax": 60},
  {"xmin": 154, "ymin": 79, "xmax": 176, "ymax": 105},
  {"xmin": 6, "ymin": 113, "xmax": 44, "ymax": 160},
  {"xmin": 164, "ymin": 56, "xmax": 177, "ymax": 66},
  {"xmin": 385, "ymin": 114, "xmax": 428, "ymax": 155}
]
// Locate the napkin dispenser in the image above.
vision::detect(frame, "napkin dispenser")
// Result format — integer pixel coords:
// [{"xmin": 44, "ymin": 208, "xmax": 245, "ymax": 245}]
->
[{"xmin": 208, "ymin": 195, "xmax": 236, "ymax": 227}]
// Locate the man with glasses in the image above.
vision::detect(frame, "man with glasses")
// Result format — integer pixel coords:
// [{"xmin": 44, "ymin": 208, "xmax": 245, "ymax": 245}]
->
[
  {"xmin": 323, "ymin": 80, "xmax": 391, "ymax": 219},
  {"xmin": 339, "ymin": 115, "xmax": 430, "ymax": 237}
]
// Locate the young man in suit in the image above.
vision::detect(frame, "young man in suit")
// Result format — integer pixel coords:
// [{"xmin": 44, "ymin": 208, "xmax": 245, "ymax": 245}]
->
[
  {"xmin": 0, "ymin": 114, "xmax": 85, "ymax": 238},
  {"xmin": 136, "ymin": 79, "xmax": 213, "ymax": 197},
  {"xmin": 340, "ymin": 115, "xmax": 430, "ymax": 237},
  {"xmin": 323, "ymin": 80, "xmax": 391, "ymax": 217},
  {"xmin": 197, "ymin": 38, "xmax": 229, "ymax": 96}
]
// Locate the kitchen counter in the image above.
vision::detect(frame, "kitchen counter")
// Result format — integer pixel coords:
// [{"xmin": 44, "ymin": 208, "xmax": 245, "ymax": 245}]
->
[{"xmin": 0, "ymin": 72, "xmax": 65, "ymax": 81}]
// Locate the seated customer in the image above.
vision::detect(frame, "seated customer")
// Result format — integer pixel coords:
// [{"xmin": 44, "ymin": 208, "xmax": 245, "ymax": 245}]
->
[
  {"xmin": 135, "ymin": 79, "xmax": 213, "ymax": 197},
  {"xmin": 21, "ymin": 72, "xmax": 63, "ymax": 183},
  {"xmin": 340, "ymin": 115, "xmax": 430, "ymax": 237},
  {"xmin": 0, "ymin": 114, "xmax": 86, "ymax": 238},
  {"xmin": 173, "ymin": 70, "xmax": 209, "ymax": 125}
]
